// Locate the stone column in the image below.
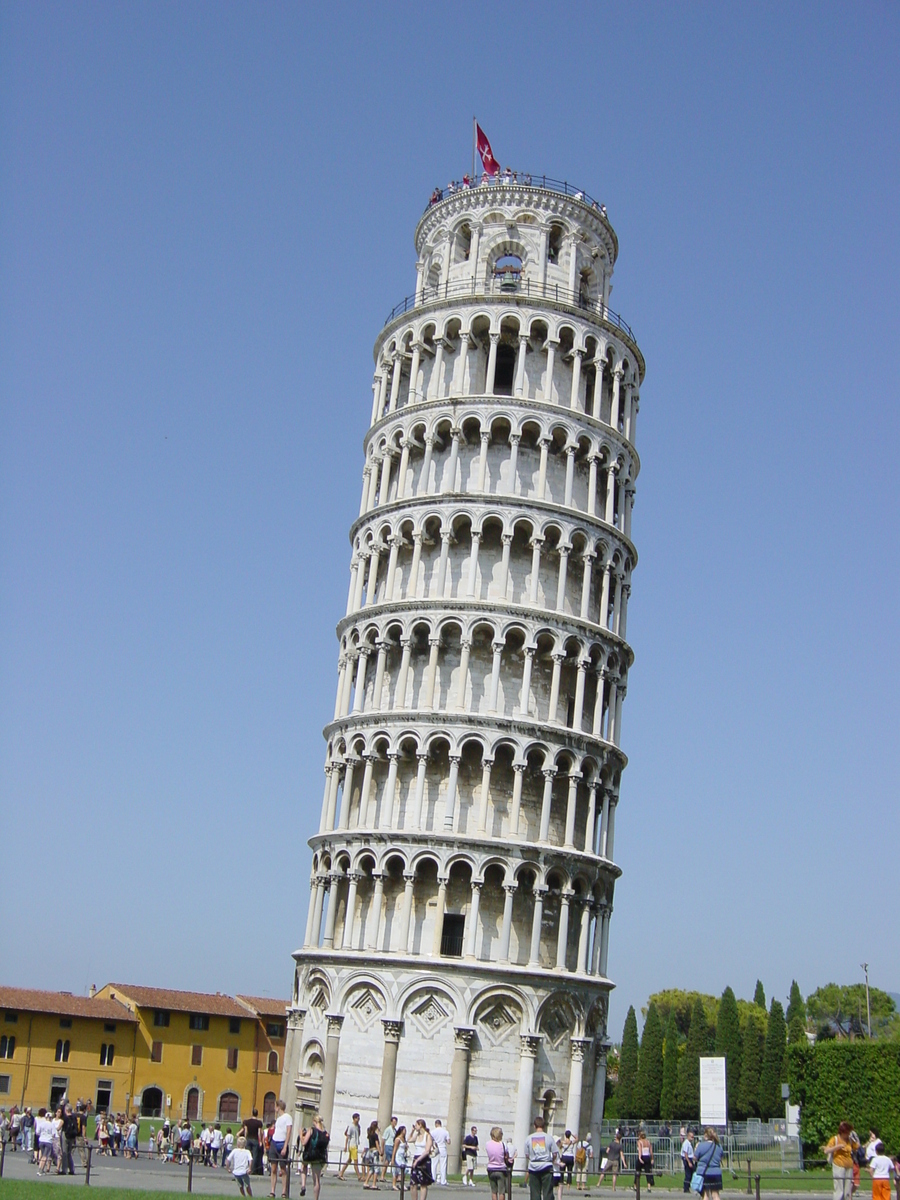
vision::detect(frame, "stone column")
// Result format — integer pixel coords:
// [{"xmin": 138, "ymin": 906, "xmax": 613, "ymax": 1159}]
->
[
  {"xmin": 576, "ymin": 900, "xmax": 591, "ymax": 974},
  {"xmin": 564, "ymin": 445, "xmax": 576, "ymax": 506},
  {"xmin": 584, "ymin": 783, "xmax": 599, "ymax": 855},
  {"xmin": 455, "ymin": 639, "xmax": 471, "ymax": 709},
  {"xmin": 356, "ymin": 755, "xmax": 375, "ymax": 828},
  {"xmin": 444, "ymin": 428, "xmax": 461, "ymax": 493},
  {"xmin": 423, "ymin": 637, "xmax": 441, "ymax": 708},
  {"xmin": 564, "ymin": 773, "xmax": 580, "ymax": 848},
  {"xmin": 565, "ymin": 1038, "xmax": 591, "ymax": 1134},
  {"xmin": 319, "ymin": 1013, "xmax": 344, "ymax": 1129},
  {"xmin": 580, "ymin": 554, "xmax": 595, "ymax": 621},
  {"xmin": 476, "ymin": 758, "xmax": 493, "ymax": 832},
  {"xmin": 543, "ymin": 340, "xmax": 557, "ymax": 402},
  {"xmin": 555, "ymin": 889, "xmax": 572, "ymax": 970},
  {"xmin": 604, "ymin": 464, "xmax": 617, "ymax": 526},
  {"xmin": 337, "ymin": 757, "xmax": 357, "ymax": 830},
  {"xmin": 366, "ymin": 873, "xmax": 384, "ymax": 950},
  {"xmin": 443, "ymin": 754, "xmax": 461, "ymax": 830},
  {"xmin": 589, "ymin": 1042, "xmax": 609, "ymax": 1148},
  {"xmin": 412, "ymin": 753, "xmax": 429, "ymax": 827},
  {"xmin": 280, "ymin": 1006, "xmax": 306, "ymax": 1106},
  {"xmin": 573, "ymin": 660, "xmax": 588, "ymax": 730},
  {"xmin": 342, "ymin": 873, "xmax": 360, "ymax": 949},
  {"xmin": 538, "ymin": 768, "xmax": 556, "ymax": 842},
  {"xmin": 476, "ymin": 430, "xmax": 491, "ymax": 490},
  {"xmin": 397, "ymin": 872, "xmax": 415, "ymax": 952},
  {"xmin": 610, "ymin": 367, "xmax": 623, "ymax": 429},
  {"xmin": 498, "ymin": 534, "xmax": 513, "ymax": 599},
  {"xmin": 499, "ymin": 882, "xmax": 517, "ymax": 963},
  {"xmin": 537, "ymin": 438, "xmax": 550, "ymax": 499},
  {"xmin": 322, "ymin": 873, "xmax": 339, "ymax": 947},
  {"xmin": 447, "ymin": 1028, "xmax": 475, "ymax": 1175},
  {"xmin": 587, "ymin": 454, "xmax": 599, "ymax": 516},
  {"xmin": 556, "ymin": 545, "xmax": 570, "ymax": 612},
  {"xmin": 377, "ymin": 1020, "xmax": 403, "ymax": 1130},
  {"xmin": 407, "ymin": 345, "xmax": 421, "ymax": 403},
  {"xmin": 384, "ymin": 539, "xmax": 400, "ymax": 600},
  {"xmin": 353, "ymin": 648, "xmax": 370, "ymax": 712},
  {"xmin": 464, "ymin": 881, "xmax": 482, "ymax": 959},
  {"xmin": 485, "ymin": 333, "xmax": 500, "ymax": 395},
  {"xmin": 519, "ymin": 647, "xmax": 535, "ymax": 717},
  {"xmin": 547, "ymin": 653, "xmax": 564, "ymax": 724},
  {"xmin": 310, "ymin": 876, "xmax": 326, "ymax": 947},
  {"xmin": 418, "ymin": 437, "xmax": 434, "ymax": 496},
  {"xmin": 466, "ymin": 531, "xmax": 482, "ymax": 596},
  {"xmin": 592, "ymin": 359, "xmax": 605, "ymax": 419},
  {"xmin": 372, "ymin": 640, "xmax": 389, "ymax": 711},
  {"xmin": 512, "ymin": 1035, "xmax": 542, "ymax": 1172},
  {"xmin": 380, "ymin": 752, "xmax": 400, "ymax": 828},
  {"xmin": 378, "ymin": 448, "xmax": 394, "ymax": 504},
  {"xmin": 529, "ymin": 537, "xmax": 544, "ymax": 604},
  {"xmin": 599, "ymin": 561, "xmax": 612, "ymax": 629},
  {"xmin": 569, "ymin": 348, "xmax": 583, "ymax": 411},
  {"xmin": 514, "ymin": 333, "xmax": 528, "ymax": 397},
  {"xmin": 510, "ymin": 763, "xmax": 526, "ymax": 834},
  {"xmin": 303, "ymin": 877, "xmax": 318, "ymax": 947},
  {"xmin": 488, "ymin": 640, "xmax": 504, "ymax": 711},
  {"xmin": 431, "ymin": 877, "xmax": 448, "ymax": 955},
  {"xmin": 396, "ymin": 440, "xmax": 410, "ymax": 500},
  {"xmin": 435, "ymin": 533, "xmax": 452, "ymax": 597},
  {"xmin": 506, "ymin": 434, "xmax": 520, "ymax": 496},
  {"xmin": 394, "ymin": 637, "xmax": 412, "ymax": 708},
  {"xmin": 529, "ymin": 886, "xmax": 547, "ymax": 965}
]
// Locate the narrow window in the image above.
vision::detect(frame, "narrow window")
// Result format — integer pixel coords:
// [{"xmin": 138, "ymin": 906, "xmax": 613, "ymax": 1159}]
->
[
  {"xmin": 96, "ymin": 1080, "xmax": 112, "ymax": 1111},
  {"xmin": 192, "ymin": 1044, "xmax": 203, "ymax": 1066},
  {"xmin": 153, "ymin": 1010, "xmax": 170, "ymax": 1027},
  {"xmin": 151, "ymin": 1041, "xmax": 163, "ymax": 1063},
  {"xmin": 100, "ymin": 1043, "xmax": 114, "ymax": 1066},
  {"xmin": 440, "ymin": 913, "xmax": 465, "ymax": 957},
  {"xmin": 266, "ymin": 1022, "xmax": 285, "ymax": 1039},
  {"xmin": 267, "ymin": 1051, "xmax": 278, "ymax": 1073},
  {"xmin": 229, "ymin": 1017, "xmax": 241, "ymax": 1034},
  {"xmin": 227, "ymin": 1047, "xmax": 238, "ymax": 1070},
  {"xmin": 0, "ymin": 1074, "xmax": 10, "ymax": 1094},
  {"xmin": 0, "ymin": 1035, "xmax": 15, "ymax": 1059}
]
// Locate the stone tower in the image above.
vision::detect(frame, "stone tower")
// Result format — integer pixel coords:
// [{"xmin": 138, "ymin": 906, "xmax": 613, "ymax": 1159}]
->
[{"xmin": 283, "ymin": 173, "xmax": 644, "ymax": 1165}]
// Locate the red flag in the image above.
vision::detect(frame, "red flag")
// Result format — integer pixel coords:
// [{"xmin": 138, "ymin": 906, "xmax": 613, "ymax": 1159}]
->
[{"xmin": 476, "ymin": 123, "xmax": 499, "ymax": 176}]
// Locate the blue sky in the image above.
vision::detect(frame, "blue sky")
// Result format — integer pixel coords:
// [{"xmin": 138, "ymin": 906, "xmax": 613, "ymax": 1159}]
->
[{"xmin": 2, "ymin": 1, "xmax": 898, "ymax": 1037}]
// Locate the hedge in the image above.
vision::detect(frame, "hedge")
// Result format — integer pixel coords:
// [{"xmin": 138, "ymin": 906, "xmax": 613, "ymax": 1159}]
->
[{"xmin": 788, "ymin": 1041, "xmax": 900, "ymax": 1155}]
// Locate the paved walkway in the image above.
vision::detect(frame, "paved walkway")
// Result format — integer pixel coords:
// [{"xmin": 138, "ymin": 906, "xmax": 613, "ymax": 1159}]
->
[{"xmin": 0, "ymin": 1153, "xmax": 834, "ymax": 1200}]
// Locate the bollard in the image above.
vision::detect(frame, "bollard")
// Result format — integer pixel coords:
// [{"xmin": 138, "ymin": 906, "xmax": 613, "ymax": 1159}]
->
[
  {"xmin": 1, "ymin": 1139, "xmax": 6, "ymax": 1178},
  {"xmin": 755, "ymin": 1173, "xmax": 760, "ymax": 1200},
  {"xmin": 507, "ymin": 1167, "xmax": 513, "ymax": 1200},
  {"xmin": 399, "ymin": 1164, "xmax": 405, "ymax": 1200},
  {"xmin": 85, "ymin": 1144, "xmax": 93, "ymax": 1186},
  {"xmin": 747, "ymin": 1159, "xmax": 752, "ymax": 1194},
  {"xmin": 636, "ymin": 1170, "xmax": 641, "ymax": 1200},
  {"xmin": 187, "ymin": 1149, "xmax": 193, "ymax": 1193},
  {"xmin": 285, "ymin": 1154, "xmax": 291, "ymax": 1199}
]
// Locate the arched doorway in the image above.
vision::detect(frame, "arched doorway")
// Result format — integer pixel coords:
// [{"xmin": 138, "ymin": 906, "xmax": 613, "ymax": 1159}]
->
[
  {"xmin": 185, "ymin": 1087, "xmax": 200, "ymax": 1120},
  {"xmin": 262, "ymin": 1092, "xmax": 277, "ymax": 1122},
  {"xmin": 218, "ymin": 1092, "xmax": 240, "ymax": 1122},
  {"xmin": 141, "ymin": 1087, "xmax": 163, "ymax": 1117}
]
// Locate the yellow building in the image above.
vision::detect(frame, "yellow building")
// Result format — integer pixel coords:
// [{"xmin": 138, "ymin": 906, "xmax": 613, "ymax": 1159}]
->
[
  {"xmin": 0, "ymin": 987, "xmax": 138, "ymax": 1113},
  {"xmin": 235, "ymin": 995, "xmax": 288, "ymax": 1121},
  {"xmin": 94, "ymin": 984, "xmax": 288, "ymax": 1124}
]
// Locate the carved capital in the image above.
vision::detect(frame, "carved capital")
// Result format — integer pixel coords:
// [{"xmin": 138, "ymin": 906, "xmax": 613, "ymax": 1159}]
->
[
  {"xmin": 519, "ymin": 1033, "xmax": 542, "ymax": 1059},
  {"xmin": 382, "ymin": 1018, "xmax": 403, "ymax": 1044},
  {"xmin": 325, "ymin": 1013, "xmax": 345, "ymax": 1039},
  {"xmin": 454, "ymin": 1025, "xmax": 476, "ymax": 1052}
]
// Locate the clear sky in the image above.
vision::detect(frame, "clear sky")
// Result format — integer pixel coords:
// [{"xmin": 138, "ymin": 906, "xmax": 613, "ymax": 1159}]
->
[{"xmin": 2, "ymin": 1, "xmax": 898, "ymax": 1038}]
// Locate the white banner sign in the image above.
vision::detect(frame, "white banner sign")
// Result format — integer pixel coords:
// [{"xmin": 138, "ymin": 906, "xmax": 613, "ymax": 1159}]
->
[{"xmin": 700, "ymin": 1055, "xmax": 727, "ymax": 1126}]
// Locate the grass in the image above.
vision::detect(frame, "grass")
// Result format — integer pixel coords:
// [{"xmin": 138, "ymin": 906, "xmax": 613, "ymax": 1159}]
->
[{"xmin": 0, "ymin": 1186, "xmax": 201, "ymax": 1200}]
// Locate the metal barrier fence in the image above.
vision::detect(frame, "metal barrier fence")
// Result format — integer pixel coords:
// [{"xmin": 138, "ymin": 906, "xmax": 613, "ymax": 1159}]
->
[{"xmin": 595, "ymin": 1134, "xmax": 803, "ymax": 1177}]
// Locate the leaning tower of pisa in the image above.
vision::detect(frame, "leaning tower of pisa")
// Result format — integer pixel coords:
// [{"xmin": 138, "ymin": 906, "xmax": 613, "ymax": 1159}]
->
[{"xmin": 283, "ymin": 173, "xmax": 644, "ymax": 1166}]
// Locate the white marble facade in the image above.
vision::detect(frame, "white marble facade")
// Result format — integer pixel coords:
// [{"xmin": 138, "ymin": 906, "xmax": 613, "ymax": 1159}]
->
[{"xmin": 283, "ymin": 177, "xmax": 645, "ymax": 1170}]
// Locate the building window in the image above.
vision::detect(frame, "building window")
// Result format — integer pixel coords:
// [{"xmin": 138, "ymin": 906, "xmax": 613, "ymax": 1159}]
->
[
  {"xmin": 4, "ymin": 1013, "xmax": 17, "ymax": 1023},
  {"xmin": 59, "ymin": 1017, "xmax": 73, "ymax": 1029},
  {"xmin": 0, "ymin": 1035, "xmax": 15, "ymax": 1059},
  {"xmin": 267, "ymin": 1051, "xmax": 278, "ymax": 1073},
  {"xmin": 153, "ymin": 1010, "xmax": 170, "ymax": 1027},
  {"xmin": 229, "ymin": 1017, "xmax": 241, "ymax": 1034},
  {"xmin": 440, "ymin": 913, "xmax": 465, "ymax": 957},
  {"xmin": 191, "ymin": 1044, "xmax": 203, "ymax": 1066},
  {"xmin": 0, "ymin": 1074, "xmax": 10, "ymax": 1094},
  {"xmin": 100, "ymin": 1043, "xmax": 115, "ymax": 1066},
  {"xmin": 151, "ymin": 1041, "xmax": 163, "ymax": 1063},
  {"xmin": 141, "ymin": 1086, "xmax": 163, "ymax": 1117},
  {"xmin": 50, "ymin": 1077, "xmax": 68, "ymax": 1109},
  {"xmin": 262, "ymin": 1092, "xmax": 277, "ymax": 1122},
  {"xmin": 104, "ymin": 1022, "xmax": 117, "ymax": 1032},
  {"xmin": 189, "ymin": 1014, "xmax": 210, "ymax": 1031},
  {"xmin": 185, "ymin": 1086, "xmax": 200, "ymax": 1120},
  {"xmin": 226, "ymin": 1047, "xmax": 238, "ymax": 1070},
  {"xmin": 96, "ymin": 1080, "xmax": 112, "ymax": 1112},
  {"xmin": 55, "ymin": 1039, "xmax": 71, "ymax": 1062},
  {"xmin": 266, "ymin": 1022, "xmax": 285, "ymax": 1039},
  {"xmin": 218, "ymin": 1091, "xmax": 239, "ymax": 1122}
]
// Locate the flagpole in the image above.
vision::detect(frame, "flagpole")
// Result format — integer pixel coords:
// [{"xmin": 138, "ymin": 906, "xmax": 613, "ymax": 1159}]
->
[{"xmin": 472, "ymin": 116, "xmax": 476, "ymax": 181}]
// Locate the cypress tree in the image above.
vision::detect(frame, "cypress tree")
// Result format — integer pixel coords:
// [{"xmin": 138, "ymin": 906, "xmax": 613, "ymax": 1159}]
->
[
  {"xmin": 786, "ymin": 982, "xmax": 806, "ymax": 1043},
  {"xmin": 674, "ymin": 995, "xmax": 707, "ymax": 1118},
  {"xmin": 660, "ymin": 1009, "xmax": 680, "ymax": 1120},
  {"xmin": 754, "ymin": 980, "xmax": 766, "ymax": 1009},
  {"xmin": 758, "ymin": 999, "xmax": 787, "ymax": 1118},
  {"xmin": 617, "ymin": 1006, "xmax": 640, "ymax": 1118},
  {"xmin": 715, "ymin": 986, "xmax": 743, "ymax": 1119},
  {"xmin": 738, "ymin": 1013, "xmax": 763, "ymax": 1117},
  {"xmin": 634, "ymin": 1001, "xmax": 664, "ymax": 1118}
]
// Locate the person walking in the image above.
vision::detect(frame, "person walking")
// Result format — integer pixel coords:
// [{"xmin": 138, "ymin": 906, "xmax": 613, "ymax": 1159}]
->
[
  {"xmin": 822, "ymin": 1123, "xmax": 860, "ymax": 1200},
  {"xmin": 268, "ymin": 1099, "xmax": 293, "ymax": 1199},
  {"xmin": 242, "ymin": 1109, "xmax": 265, "ymax": 1176},
  {"xmin": 59, "ymin": 1105, "xmax": 78, "ymax": 1175},
  {"xmin": 409, "ymin": 1120, "xmax": 434, "ymax": 1200},
  {"xmin": 299, "ymin": 1116, "xmax": 329, "ymax": 1200},
  {"xmin": 867, "ymin": 1141, "xmax": 896, "ymax": 1200},
  {"xmin": 634, "ymin": 1129, "xmax": 654, "ymax": 1192},
  {"xmin": 228, "ymin": 1135, "xmax": 254, "ymax": 1197},
  {"xmin": 382, "ymin": 1118, "xmax": 398, "ymax": 1183},
  {"xmin": 487, "ymin": 1127, "xmax": 514, "ymax": 1200},
  {"xmin": 680, "ymin": 1130, "xmax": 695, "ymax": 1193},
  {"xmin": 338, "ymin": 1113, "xmax": 362, "ymax": 1181},
  {"xmin": 575, "ymin": 1134, "xmax": 592, "ymax": 1190},
  {"xmin": 559, "ymin": 1131, "xmax": 576, "ymax": 1188},
  {"xmin": 463, "ymin": 1126, "xmax": 479, "ymax": 1187},
  {"xmin": 364, "ymin": 1120, "xmax": 383, "ymax": 1189},
  {"xmin": 431, "ymin": 1119, "xmax": 450, "ymax": 1186},
  {"xmin": 524, "ymin": 1117, "xmax": 559, "ymax": 1200},
  {"xmin": 692, "ymin": 1129, "xmax": 724, "ymax": 1200},
  {"xmin": 597, "ymin": 1129, "xmax": 625, "ymax": 1190},
  {"xmin": 391, "ymin": 1126, "xmax": 408, "ymax": 1192}
]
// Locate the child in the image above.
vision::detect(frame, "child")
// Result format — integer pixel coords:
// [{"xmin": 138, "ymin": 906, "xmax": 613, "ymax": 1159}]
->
[
  {"xmin": 228, "ymin": 1134, "xmax": 254, "ymax": 1197},
  {"xmin": 867, "ymin": 1142, "xmax": 895, "ymax": 1200}
]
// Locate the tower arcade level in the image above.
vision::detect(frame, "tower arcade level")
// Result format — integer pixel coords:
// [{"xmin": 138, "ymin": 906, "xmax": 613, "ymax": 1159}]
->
[{"xmin": 283, "ymin": 176, "xmax": 645, "ymax": 1168}]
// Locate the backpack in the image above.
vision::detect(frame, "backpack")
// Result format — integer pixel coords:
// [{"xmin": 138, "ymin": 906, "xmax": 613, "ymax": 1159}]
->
[{"xmin": 575, "ymin": 1145, "xmax": 587, "ymax": 1167}]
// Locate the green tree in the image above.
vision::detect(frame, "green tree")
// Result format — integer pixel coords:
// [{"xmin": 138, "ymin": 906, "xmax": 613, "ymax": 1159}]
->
[
  {"xmin": 738, "ymin": 1009, "xmax": 764, "ymax": 1117},
  {"xmin": 674, "ymin": 996, "xmax": 708, "ymax": 1118},
  {"xmin": 660, "ymin": 1010, "xmax": 680, "ymax": 1120},
  {"xmin": 647, "ymin": 990, "xmax": 718, "ymax": 1039},
  {"xmin": 807, "ymin": 983, "xmax": 897, "ymax": 1040},
  {"xmin": 786, "ymin": 981, "xmax": 806, "ymax": 1026},
  {"xmin": 634, "ymin": 1001, "xmax": 664, "ymax": 1118},
  {"xmin": 715, "ymin": 986, "xmax": 743, "ymax": 1118},
  {"xmin": 754, "ymin": 980, "xmax": 766, "ymax": 1010},
  {"xmin": 759, "ymin": 999, "xmax": 787, "ymax": 1118},
  {"xmin": 618, "ymin": 1006, "xmax": 640, "ymax": 1118}
]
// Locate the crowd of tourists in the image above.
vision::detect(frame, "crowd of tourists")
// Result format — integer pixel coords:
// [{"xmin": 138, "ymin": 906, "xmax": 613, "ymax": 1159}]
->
[{"xmin": 427, "ymin": 170, "xmax": 606, "ymax": 217}]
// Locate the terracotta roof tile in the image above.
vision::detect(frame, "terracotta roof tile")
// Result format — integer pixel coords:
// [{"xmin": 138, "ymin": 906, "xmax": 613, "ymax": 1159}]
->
[
  {"xmin": 235, "ymin": 995, "xmax": 290, "ymax": 1019},
  {"xmin": 0, "ymin": 987, "xmax": 136, "ymax": 1022},
  {"xmin": 106, "ymin": 984, "xmax": 248, "ymax": 1018}
]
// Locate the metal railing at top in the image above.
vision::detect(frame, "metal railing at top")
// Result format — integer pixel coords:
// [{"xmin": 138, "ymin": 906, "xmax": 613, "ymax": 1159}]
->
[
  {"xmin": 597, "ymin": 1134, "xmax": 803, "ymax": 1177},
  {"xmin": 424, "ymin": 172, "xmax": 608, "ymax": 217},
  {"xmin": 383, "ymin": 275, "xmax": 637, "ymax": 344}
]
